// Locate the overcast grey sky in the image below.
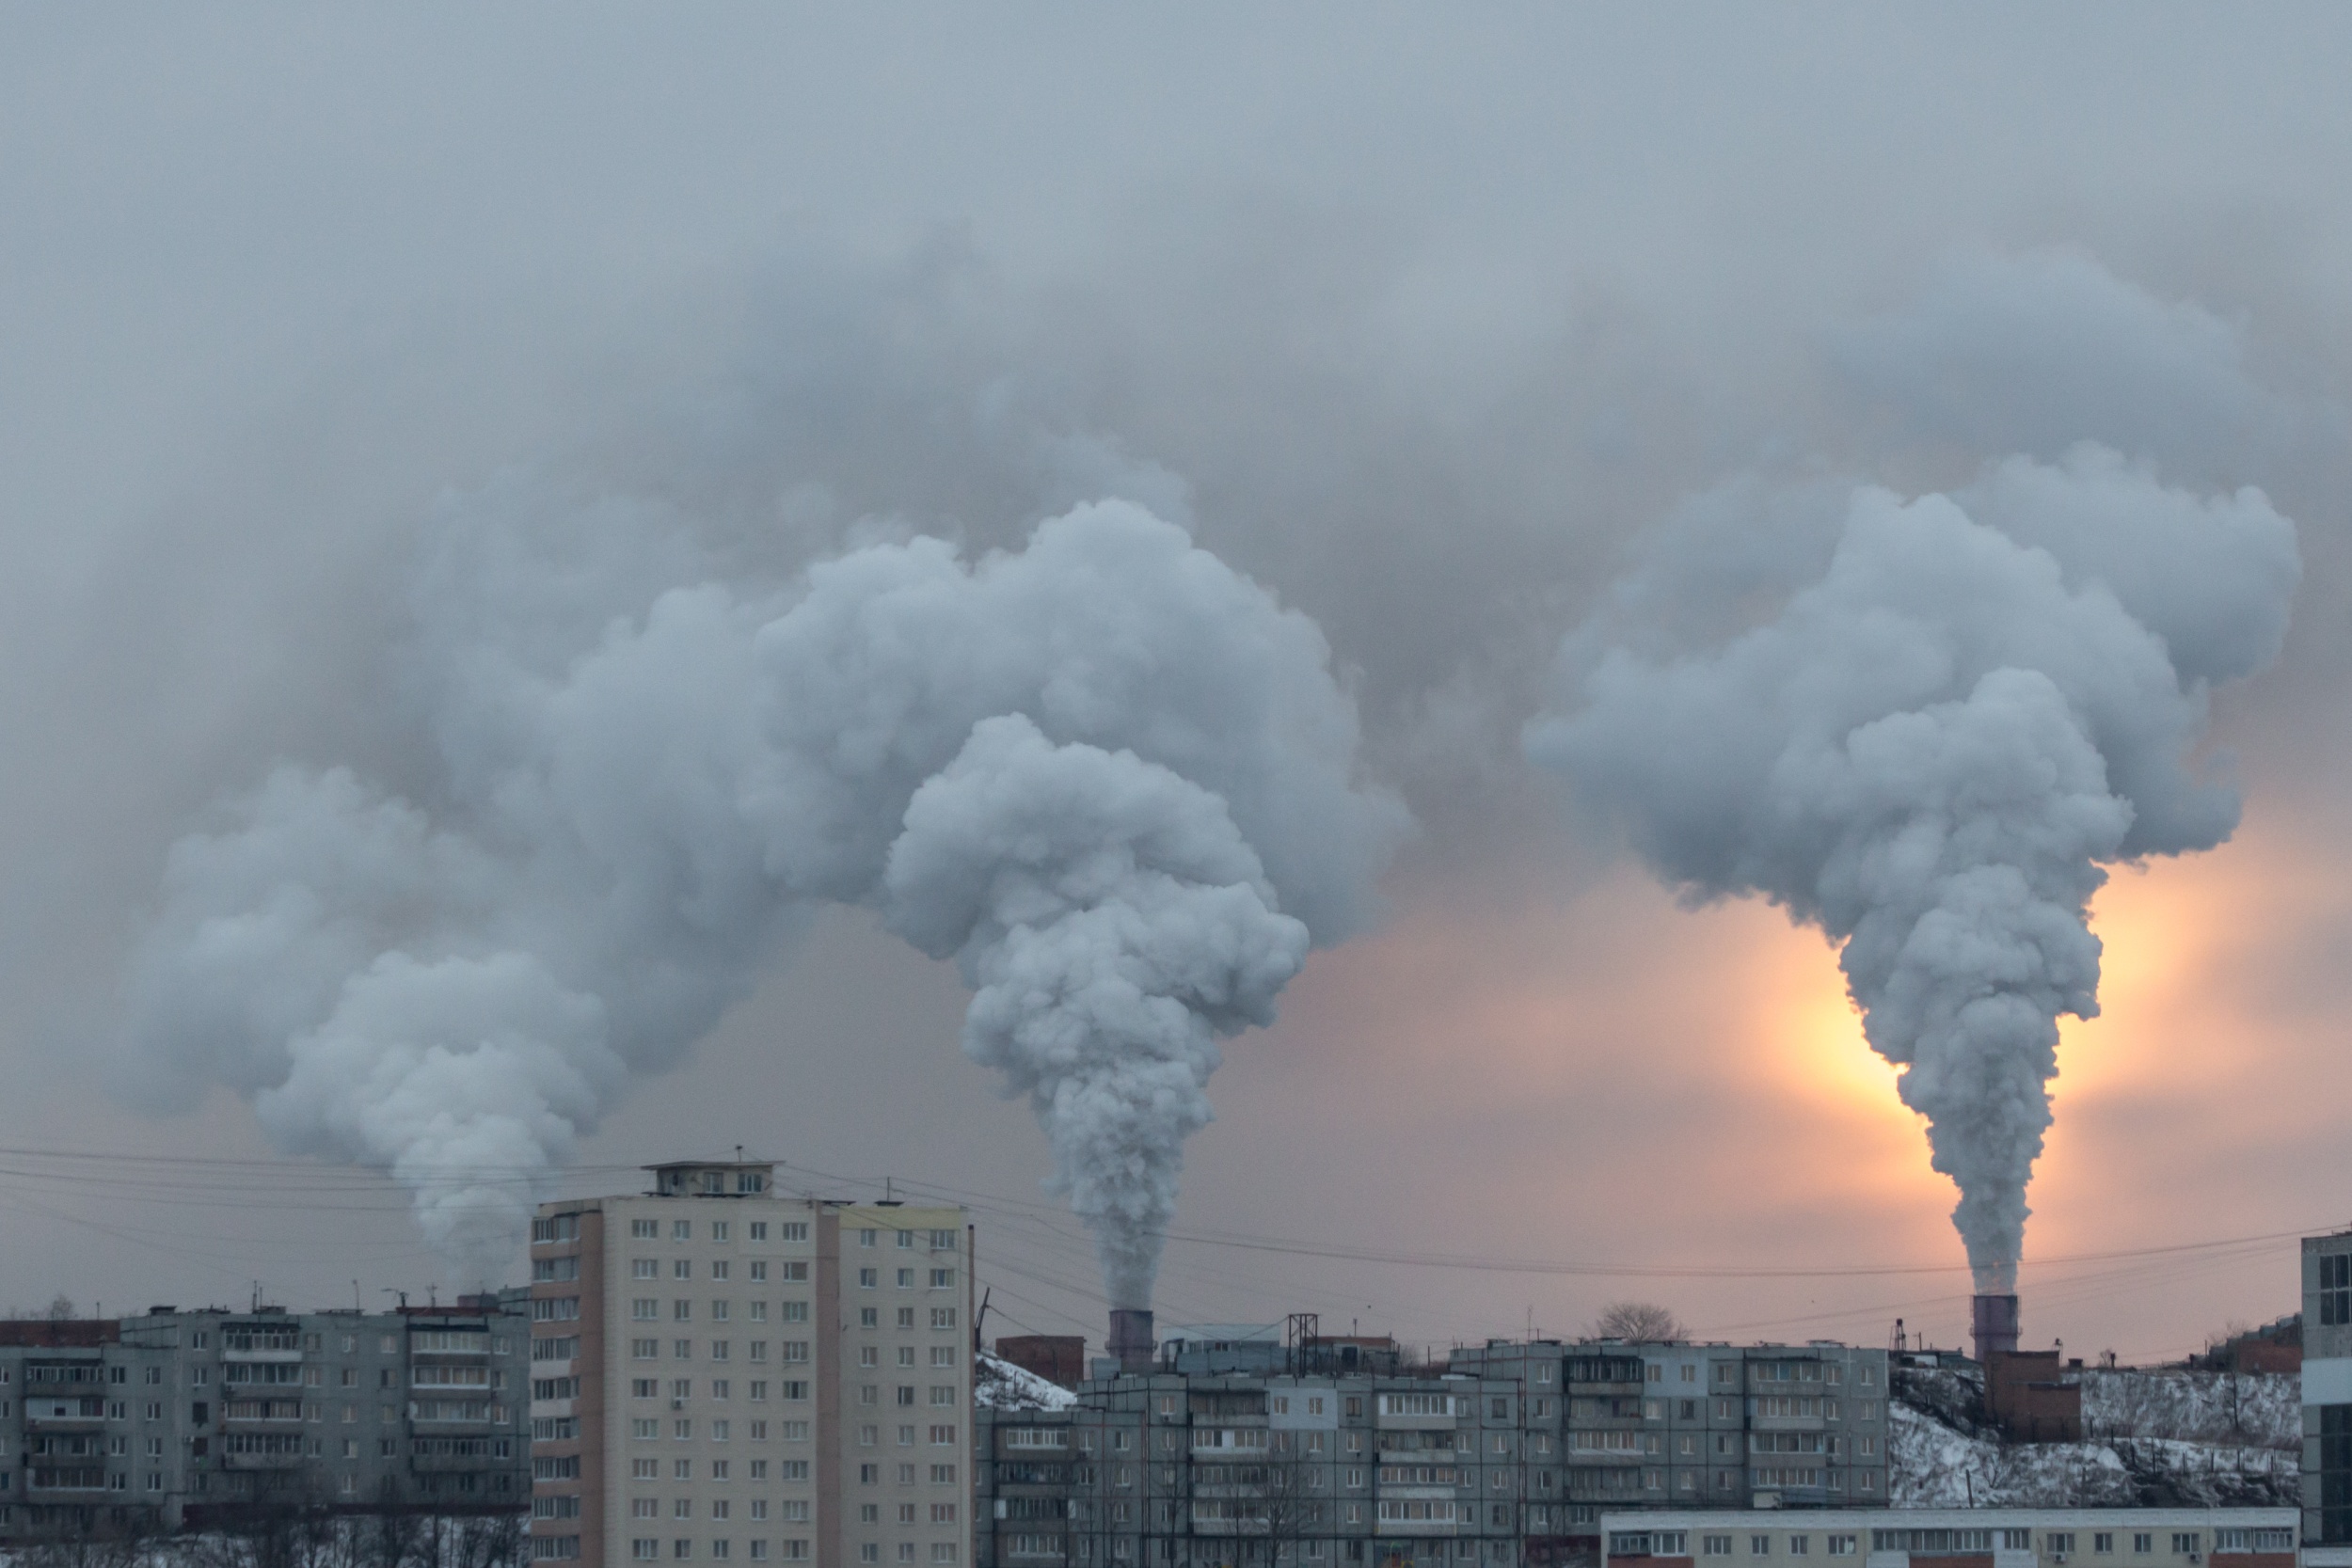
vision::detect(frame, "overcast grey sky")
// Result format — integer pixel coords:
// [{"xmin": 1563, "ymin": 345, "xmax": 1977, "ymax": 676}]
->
[{"xmin": 5, "ymin": 6, "xmax": 2352, "ymax": 1360}]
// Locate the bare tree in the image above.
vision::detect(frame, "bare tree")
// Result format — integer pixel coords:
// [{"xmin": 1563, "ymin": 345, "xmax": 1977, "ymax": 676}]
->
[
  {"xmin": 47, "ymin": 1292, "xmax": 77, "ymax": 1322},
  {"xmin": 1252, "ymin": 1435, "xmax": 1327, "ymax": 1565},
  {"xmin": 1590, "ymin": 1302, "xmax": 1687, "ymax": 1342},
  {"xmin": 20, "ymin": 1506, "xmax": 165, "ymax": 1568}
]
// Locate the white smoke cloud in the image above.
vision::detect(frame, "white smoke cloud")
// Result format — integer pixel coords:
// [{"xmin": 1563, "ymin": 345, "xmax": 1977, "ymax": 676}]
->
[
  {"xmin": 123, "ymin": 496, "xmax": 1405, "ymax": 1290},
  {"xmin": 882, "ymin": 715, "xmax": 1311, "ymax": 1305},
  {"xmin": 1528, "ymin": 447, "xmax": 2298, "ymax": 1289}
]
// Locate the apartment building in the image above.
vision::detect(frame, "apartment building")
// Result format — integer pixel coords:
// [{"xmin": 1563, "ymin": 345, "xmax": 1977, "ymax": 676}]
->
[
  {"xmin": 1600, "ymin": 1508, "xmax": 2297, "ymax": 1568},
  {"xmin": 972, "ymin": 1338, "xmax": 1889, "ymax": 1568},
  {"xmin": 0, "ymin": 1299, "xmax": 529, "ymax": 1541},
  {"xmin": 527, "ymin": 1162, "xmax": 973, "ymax": 1568},
  {"xmin": 976, "ymin": 1370, "xmax": 1527, "ymax": 1568},
  {"xmin": 2304, "ymin": 1227, "xmax": 2352, "ymax": 1563},
  {"xmin": 1444, "ymin": 1341, "xmax": 1890, "ymax": 1514}
]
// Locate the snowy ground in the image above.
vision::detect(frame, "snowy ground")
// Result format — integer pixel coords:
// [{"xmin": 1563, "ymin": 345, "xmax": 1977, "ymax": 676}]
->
[{"xmin": 1889, "ymin": 1365, "xmax": 2299, "ymax": 1508}]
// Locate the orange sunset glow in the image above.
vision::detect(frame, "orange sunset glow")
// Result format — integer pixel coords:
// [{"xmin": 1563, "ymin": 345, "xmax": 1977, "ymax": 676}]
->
[{"xmin": 1220, "ymin": 800, "xmax": 2352, "ymax": 1359}]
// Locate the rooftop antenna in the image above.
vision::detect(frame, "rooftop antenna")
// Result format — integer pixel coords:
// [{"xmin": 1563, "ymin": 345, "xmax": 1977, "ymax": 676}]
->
[
  {"xmin": 735, "ymin": 1145, "xmax": 745, "ymax": 1164},
  {"xmin": 354, "ymin": 1281, "xmax": 361, "ymax": 1313},
  {"xmin": 383, "ymin": 1289, "xmax": 408, "ymax": 1310}
]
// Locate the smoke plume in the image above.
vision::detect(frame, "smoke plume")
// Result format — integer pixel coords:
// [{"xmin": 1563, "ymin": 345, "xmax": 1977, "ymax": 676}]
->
[
  {"xmin": 1528, "ymin": 446, "xmax": 2298, "ymax": 1289},
  {"xmin": 124, "ymin": 495, "xmax": 1404, "ymax": 1291}
]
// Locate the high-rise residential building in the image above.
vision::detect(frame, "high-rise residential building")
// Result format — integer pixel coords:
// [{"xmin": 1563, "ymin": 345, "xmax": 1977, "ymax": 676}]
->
[
  {"xmin": 528, "ymin": 1162, "xmax": 973, "ymax": 1568},
  {"xmin": 2303, "ymin": 1227, "xmax": 2352, "ymax": 1563},
  {"xmin": 0, "ymin": 1298, "xmax": 529, "ymax": 1543}
]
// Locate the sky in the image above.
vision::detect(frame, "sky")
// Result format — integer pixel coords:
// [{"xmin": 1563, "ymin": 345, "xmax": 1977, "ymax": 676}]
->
[{"xmin": 4, "ymin": 5, "xmax": 2352, "ymax": 1363}]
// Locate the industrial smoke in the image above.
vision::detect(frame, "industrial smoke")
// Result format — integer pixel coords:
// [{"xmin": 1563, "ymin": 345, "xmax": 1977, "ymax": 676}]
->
[
  {"xmin": 123, "ymin": 495, "xmax": 1405, "ymax": 1297},
  {"xmin": 1529, "ymin": 446, "xmax": 2298, "ymax": 1291}
]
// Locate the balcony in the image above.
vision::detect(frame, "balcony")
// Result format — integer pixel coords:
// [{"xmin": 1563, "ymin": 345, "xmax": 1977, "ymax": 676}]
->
[
  {"xmin": 25, "ymin": 1398, "xmax": 109, "ymax": 1430},
  {"xmin": 27, "ymin": 1467, "xmax": 114, "ymax": 1494},
  {"xmin": 222, "ymin": 1399, "xmax": 308, "ymax": 1424},
  {"xmin": 223, "ymin": 1450, "xmax": 308, "ymax": 1470}
]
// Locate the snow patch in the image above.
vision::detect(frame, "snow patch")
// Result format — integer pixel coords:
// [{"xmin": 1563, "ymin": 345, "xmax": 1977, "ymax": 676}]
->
[{"xmin": 977, "ymin": 1352, "xmax": 1078, "ymax": 1411}]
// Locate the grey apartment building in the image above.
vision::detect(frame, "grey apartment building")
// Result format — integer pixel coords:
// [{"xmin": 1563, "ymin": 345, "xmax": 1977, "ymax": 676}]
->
[
  {"xmin": 0, "ymin": 1298, "xmax": 530, "ymax": 1542},
  {"xmin": 2305, "ymin": 1227, "xmax": 2352, "ymax": 1563},
  {"xmin": 527, "ymin": 1161, "xmax": 974, "ymax": 1568},
  {"xmin": 973, "ymin": 1338, "xmax": 1889, "ymax": 1568},
  {"xmin": 1445, "ymin": 1340, "xmax": 1891, "ymax": 1512}
]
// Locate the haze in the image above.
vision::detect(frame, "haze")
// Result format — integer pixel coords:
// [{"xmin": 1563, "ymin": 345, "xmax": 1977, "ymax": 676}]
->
[{"xmin": 4, "ymin": 6, "xmax": 2350, "ymax": 1364}]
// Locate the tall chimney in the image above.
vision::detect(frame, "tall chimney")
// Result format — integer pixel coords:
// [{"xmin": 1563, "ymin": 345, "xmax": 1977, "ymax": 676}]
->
[
  {"xmin": 1107, "ymin": 1308, "xmax": 1155, "ymax": 1375},
  {"xmin": 1971, "ymin": 1293, "xmax": 2019, "ymax": 1363}
]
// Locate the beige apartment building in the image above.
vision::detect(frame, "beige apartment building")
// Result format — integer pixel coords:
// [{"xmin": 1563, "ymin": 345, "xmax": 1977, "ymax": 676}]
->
[{"xmin": 529, "ymin": 1162, "xmax": 973, "ymax": 1568}]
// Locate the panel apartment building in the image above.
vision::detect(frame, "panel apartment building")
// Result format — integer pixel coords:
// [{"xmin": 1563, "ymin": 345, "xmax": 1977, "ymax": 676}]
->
[
  {"xmin": 527, "ymin": 1162, "xmax": 973, "ymax": 1568},
  {"xmin": 1445, "ymin": 1339, "xmax": 1891, "ymax": 1513},
  {"xmin": 0, "ymin": 1298, "xmax": 529, "ymax": 1542},
  {"xmin": 972, "ymin": 1338, "xmax": 1889, "ymax": 1568}
]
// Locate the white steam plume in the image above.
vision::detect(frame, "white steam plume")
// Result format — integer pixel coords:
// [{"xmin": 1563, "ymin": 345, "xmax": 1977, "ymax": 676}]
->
[
  {"xmin": 124, "ymin": 498, "xmax": 1406, "ymax": 1291},
  {"xmin": 1528, "ymin": 446, "xmax": 2297, "ymax": 1290}
]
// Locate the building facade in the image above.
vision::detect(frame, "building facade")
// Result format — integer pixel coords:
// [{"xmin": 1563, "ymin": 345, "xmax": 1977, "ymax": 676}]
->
[
  {"xmin": 2304, "ymin": 1228, "xmax": 2352, "ymax": 1562},
  {"xmin": 527, "ymin": 1161, "xmax": 973, "ymax": 1568},
  {"xmin": 1599, "ymin": 1508, "xmax": 2297, "ymax": 1568},
  {"xmin": 0, "ymin": 1299, "xmax": 529, "ymax": 1541},
  {"xmin": 1444, "ymin": 1341, "xmax": 1891, "ymax": 1513},
  {"xmin": 973, "ymin": 1339, "xmax": 1891, "ymax": 1568}
]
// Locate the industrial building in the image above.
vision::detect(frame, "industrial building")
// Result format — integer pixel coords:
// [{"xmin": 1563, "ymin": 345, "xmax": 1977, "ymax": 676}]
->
[
  {"xmin": 2304, "ymin": 1227, "xmax": 2352, "ymax": 1563},
  {"xmin": 0, "ymin": 1297, "xmax": 530, "ymax": 1542},
  {"xmin": 972, "ymin": 1333, "xmax": 1891, "ymax": 1568},
  {"xmin": 527, "ymin": 1161, "xmax": 973, "ymax": 1568},
  {"xmin": 1599, "ymin": 1508, "xmax": 2297, "ymax": 1568}
]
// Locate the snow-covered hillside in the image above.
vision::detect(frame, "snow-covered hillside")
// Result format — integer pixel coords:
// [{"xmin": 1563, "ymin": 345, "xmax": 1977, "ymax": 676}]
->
[{"xmin": 1889, "ymin": 1364, "xmax": 2299, "ymax": 1509}]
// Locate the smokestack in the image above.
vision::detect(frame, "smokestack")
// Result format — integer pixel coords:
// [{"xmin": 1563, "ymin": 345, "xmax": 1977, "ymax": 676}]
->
[
  {"xmin": 1971, "ymin": 1293, "xmax": 2019, "ymax": 1364},
  {"xmin": 1107, "ymin": 1308, "xmax": 1155, "ymax": 1375}
]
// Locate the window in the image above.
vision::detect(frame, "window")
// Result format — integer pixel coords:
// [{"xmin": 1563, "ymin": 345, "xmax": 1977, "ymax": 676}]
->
[
  {"xmin": 782, "ymin": 1223, "xmax": 808, "ymax": 1242},
  {"xmin": 1827, "ymin": 1540, "xmax": 1854, "ymax": 1559},
  {"xmin": 633, "ymin": 1459, "xmax": 659, "ymax": 1481},
  {"xmin": 860, "ymin": 1229, "xmax": 877, "ymax": 1247},
  {"xmin": 1752, "ymin": 1539, "xmax": 1772, "ymax": 1557},
  {"xmin": 1704, "ymin": 1540, "xmax": 1733, "ymax": 1558},
  {"xmin": 749, "ymin": 1223, "xmax": 768, "ymax": 1242},
  {"xmin": 928, "ymin": 1269, "xmax": 954, "ymax": 1289},
  {"xmin": 2169, "ymin": 1538, "xmax": 2201, "ymax": 1558},
  {"xmin": 633, "ymin": 1219, "xmax": 660, "ymax": 1240},
  {"xmin": 676, "ymin": 1340, "xmax": 694, "ymax": 1359},
  {"xmin": 2047, "ymin": 1536, "xmax": 2075, "ymax": 1557},
  {"xmin": 2134, "ymin": 1537, "xmax": 2153, "ymax": 1555},
  {"xmin": 897, "ymin": 1269, "xmax": 914, "ymax": 1288},
  {"xmin": 859, "ymin": 1270, "xmax": 878, "ymax": 1288},
  {"xmin": 712, "ymin": 1221, "xmax": 729, "ymax": 1242},
  {"xmin": 2324, "ymin": 1255, "xmax": 2352, "ymax": 1325},
  {"xmin": 2094, "ymin": 1536, "xmax": 2115, "ymax": 1555},
  {"xmin": 635, "ymin": 1260, "xmax": 660, "ymax": 1280},
  {"xmin": 674, "ymin": 1220, "xmax": 692, "ymax": 1241},
  {"xmin": 633, "ymin": 1544, "xmax": 660, "ymax": 1562},
  {"xmin": 634, "ymin": 1339, "xmax": 660, "ymax": 1359},
  {"xmin": 635, "ymin": 1300, "xmax": 660, "ymax": 1321}
]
